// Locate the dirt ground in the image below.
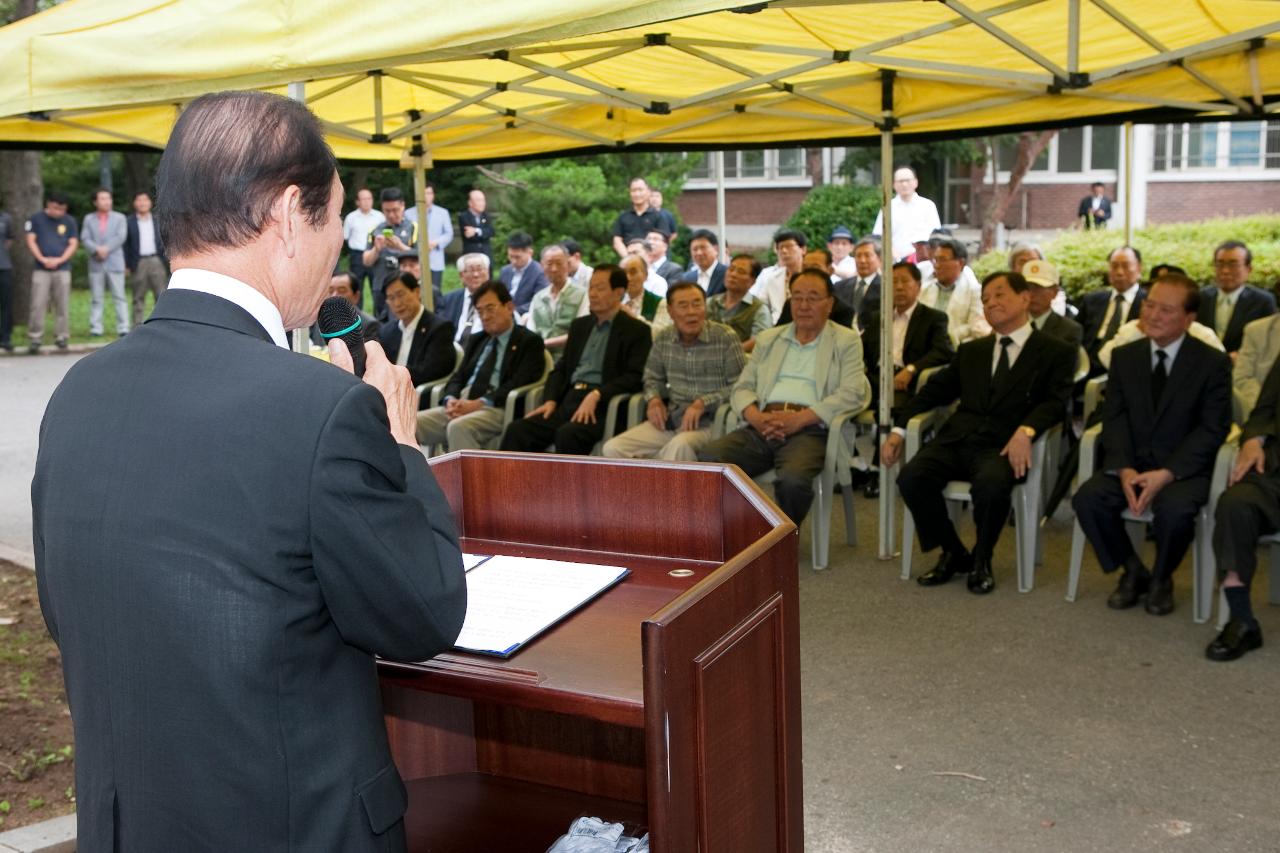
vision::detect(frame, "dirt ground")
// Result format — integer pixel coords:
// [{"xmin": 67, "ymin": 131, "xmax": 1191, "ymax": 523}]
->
[{"xmin": 0, "ymin": 559, "xmax": 75, "ymax": 831}]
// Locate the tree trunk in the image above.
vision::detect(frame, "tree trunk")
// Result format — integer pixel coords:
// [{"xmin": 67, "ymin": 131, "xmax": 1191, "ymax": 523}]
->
[
  {"xmin": 1, "ymin": 0, "xmax": 43, "ymax": 322},
  {"xmin": 979, "ymin": 131, "xmax": 1055, "ymax": 253},
  {"xmin": 122, "ymin": 151, "xmax": 153, "ymax": 201}
]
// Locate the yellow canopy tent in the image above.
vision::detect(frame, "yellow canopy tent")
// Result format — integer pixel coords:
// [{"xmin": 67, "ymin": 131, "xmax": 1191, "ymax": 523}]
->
[{"xmin": 3, "ymin": 0, "xmax": 1277, "ymax": 556}]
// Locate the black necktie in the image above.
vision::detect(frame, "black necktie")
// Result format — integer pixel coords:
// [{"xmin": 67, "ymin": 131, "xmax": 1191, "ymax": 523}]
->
[
  {"xmin": 1101, "ymin": 293, "xmax": 1125, "ymax": 342},
  {"xmin": 1152, "ymin": 349, "xmax": 1168, "ymax": 405},
  {"xmin": 468, "ymin": 339, "xmax": 500, "ymax": 400},
  {"xmin": 991, "ymin": 336, "xmax": 1013, "ymax": 399}
]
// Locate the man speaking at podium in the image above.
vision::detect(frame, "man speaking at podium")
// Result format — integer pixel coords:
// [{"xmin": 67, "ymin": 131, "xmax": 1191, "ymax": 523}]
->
[{"xmin": 31, "ymin": 92, "xmax": 467, "ymax": 852}]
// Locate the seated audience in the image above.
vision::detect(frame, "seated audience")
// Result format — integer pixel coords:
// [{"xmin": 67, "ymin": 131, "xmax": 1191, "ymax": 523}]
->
[
  {"xmin": 882, "ymin": 271, "xmax": 1075, "ymax": 595},
  {"xmin": 620, "ymin": 254, "xmax": 672, "ymax": 334},
  {"xmin": 525, "ymin": 243, "xmax": 587, "ymax": 357},
  {"xmin": 827, "ymin": 226, "xmax": 858, "ymax": 281},
  {"xmin": 860, "ymin": 261, "xmax": 954, "ymax": 497},
  {"xmin": 1022, "ymin": 260, "xmax": 1083, "ymax": 347},
  {"xmin": 750, "ymin": 229, "xmax": 807, "ymax": 324},
  {"xmin": 699, "ymin": 268, "xmax": 870, "ymax": 525},
  {"xmin": 1210, "ymin": 354, "xmax": 1280, "ymax": 661},
  {"xmin": 603, "ymin": 282, "xmax": 745, "ymax": 461},
  {"xmin": 438, "ymin": 252, "xmax": 490, "ymax": 343},
  {"xmin": 1072, "ymin": 273, "xmax": 1231, "ymax": 615},
  {"xmin": 563, "ymin": 238, "xmax": 594, "ymax": 289},
  {"xmin": 377, "ymin": 272, "xmax": 457, "ymax": 404},
  {"xmin": 679, "ymin": 228, "xmax": 727, "ymax": 296},
  {"xmin": 500, "ymin": 265, "xmax": 651, "ymax": 455},
  {"xmin": 832, "ymin": 237, "xmax": 883, "ymax": 329},
  {"xmin": 776, "ymin": 261, "xmax": 856, "ymax": 329},
  {"xmin": 498, "ymin": 231, "xmax": 549, "ymax": 315},
  {"xmin": 1010, "ymin": 241, "xmax": 1068, "ymax": 318},
  {"xmin": 1199, "ymin": 240, "xmax": 1275, "ymax": 358},
  {"xmin": 1078, "ymin": 246, "xmax": 1146, "ymax": 375},
  {"xmin": 707, "ymin": 253, "xmax": 771, "ymax": 353},
  {"xmin": 1097, "ymin": 313, "xmax": 1223, "ymax": 370},
  {"xmin": 918, "ymin": 236, "xmax": 990, "ymax": 345},
  {"xmin": 645, "ymin": 229, "xmax": 684, "ymax": 293},
  {"xmin": 1233, "ymin": 313, "xmax": 1280, "ymax": 421},
  {"xmin": 624, "ymin": 238, "xmax": 673, "ymax": 298},
  {"xmin": 416, "ymin": 281, "xmax": 546, "ymax": 452}
]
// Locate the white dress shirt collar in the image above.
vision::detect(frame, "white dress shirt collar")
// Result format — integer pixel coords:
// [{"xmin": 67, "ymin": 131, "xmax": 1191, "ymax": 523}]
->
[
  {"xmin": 167, "ymin": 268, "xmax": 288, "ymax": 349},
  {"xmin": 1150, "ymin": 333, "xmax": 1186, "ymax": 368}
]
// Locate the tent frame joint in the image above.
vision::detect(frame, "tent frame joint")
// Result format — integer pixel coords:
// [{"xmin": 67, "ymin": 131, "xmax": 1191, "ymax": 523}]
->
[
  {"xmin": 645, "ymin": 101, "xmax": 671, "ymax": 115},
  {"xmin": 645, "ymin": 33, "xmax": 669, "ymax": 46}
]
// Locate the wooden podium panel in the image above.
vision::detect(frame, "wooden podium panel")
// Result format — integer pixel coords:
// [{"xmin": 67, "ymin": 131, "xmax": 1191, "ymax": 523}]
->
[{"xmin": 380, "ymin": 452, "xmax": 802, "ymax": 853}]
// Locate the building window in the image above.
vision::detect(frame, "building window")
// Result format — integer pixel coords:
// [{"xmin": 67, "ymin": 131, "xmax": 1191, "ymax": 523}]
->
[
  {"xmin": 1090, "ymin": 126, "xmax": 1119, "ymax": 170},
  {"xmin": 1057, "ymin": 127, "xmax": 1085, "ymax": 172},
  {"xmin": 686, "ymin": 149, "xmax": 809, "ymax": 182},
  {"xmin": 1152, "ymin": 121, "xmax": 1278, "ymax": 170}
]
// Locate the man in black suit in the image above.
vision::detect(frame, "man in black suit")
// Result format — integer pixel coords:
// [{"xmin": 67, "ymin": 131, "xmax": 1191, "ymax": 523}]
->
[
  {"xmin": 1023, "ymin": 259, "xmax": 1083, "ymax": 347},
  {"xmin": 438, "ymin": 252, "xmax": 491, "ymax": 344},
  {"xmin": 1210, "ymin": 354, "xmax": 1280, "ymax": 660},
  {"xmin": 417, "ymin": 280, "xmax": 546, "ymax": 452},
  {"xmin": 500, "ymin": 264, "xmax": 651, "ymax": 455},
  {"xmin": 31, "ymin": 91, "xmax": 466, "ymax": 851},
  {"xmin": 1073, "ymin": 273, "xmax": 1232, "ymax": 615},
  {"xmin": 860, "ymin": 261, "xmax": 954, "ymax": 497},
  {"xmin": 1078, "ymin": 245, "xmax": 1146, "ymax": 374},
  {"xmin": 832, "ymin": 236, "xmax": 882, "ymax": 330},
  {"xmin": 498, "ymin": 230, "xmax": 549, "ymax": 315},
  {"xmin": 123, "ymin": 189, "xmax": 168, "ymax": 327},
  {"xmin": 457, "ymin": 188, "xmax": 494, "ymax": 260},
  {"xmin": 679, "ymin": 228, "xmax": 727, "ymax": 297},
  {"xmin": 882, "ymin": 271, "xmax": 1076, "ymax": 594},
  {"xmin": 1077, "ymin": 182, "xmax": 1112, "ymax": 229},
  {"xmin": 646, "ymin": 228, "xmax": 685, "ymax": 290},
  {"xmin": 377, "ymin": 271, "xmax": 457, "ymax": 404},
  {"xmin": 1198, "ymin": 240, "xmax": 1276, "ymax": 356}
]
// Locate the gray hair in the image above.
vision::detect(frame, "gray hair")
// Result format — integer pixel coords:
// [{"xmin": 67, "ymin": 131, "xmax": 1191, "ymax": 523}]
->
[{"xmin": 455, "ymin": 252, "xmax": 490, "ymax": 273}]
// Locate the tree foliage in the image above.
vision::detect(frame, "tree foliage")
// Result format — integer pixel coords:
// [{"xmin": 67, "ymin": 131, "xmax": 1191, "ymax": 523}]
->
[{"xmin": 783, "ymin": 183, "xmax": 883, "ymax": 257}]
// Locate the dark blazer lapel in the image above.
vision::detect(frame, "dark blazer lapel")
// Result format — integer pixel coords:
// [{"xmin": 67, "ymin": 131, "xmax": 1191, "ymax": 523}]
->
[
  {"xmin": 988, "ymin": 331, "xmax": 1041, "ymax": 407},
  {"xmin": 146, "ymin": 288, "xmax": 274, "ymax": 345}
]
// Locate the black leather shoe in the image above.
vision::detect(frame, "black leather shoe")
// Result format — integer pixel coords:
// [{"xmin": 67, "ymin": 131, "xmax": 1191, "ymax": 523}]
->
[
  {"xmin": 1205, "ymin": 619, "xmax": 1263, "ymax": 662},
  {"xmin": 1145, "ymin": 576, "xmax": 1174, "ymax": 615},
  {"xmin": 967, "ymin": 559, "xmax": 995, "ymax": 594},
  {"xmin": 847, "ymin": 467, "xmax": 872, "ymax": 489},
  {"xmin": 1107, "ymin": 569, "xmax": 1149, "ymax": 610},
  {"xmin": 918, "ymin": 549, "xmax": 971, "ymax": 586},
  {"xmin": 862, "ymin": 470, "xmax": 880, "ymax": 499}
]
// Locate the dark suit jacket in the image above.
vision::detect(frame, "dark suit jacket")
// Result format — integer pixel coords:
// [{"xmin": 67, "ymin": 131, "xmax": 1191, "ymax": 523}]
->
[
  {"xmin": 32, "ymin": 289, "xmax": 466, "ymax": 851},
  {"xmin": 863, "ymin": 302, "xmax": 954, "ymax": 404},
  {"xmin": 123, "ymin": 213, "xmax": 167, "ymax": 271},
  {"xmin": 1035, "ymin": 311, "xmax": 1084, "ymax": 349},
  {"xmin": 544, "ymin": 310, "xmax": 651, "ymax": 408},
  {"xmin": 457, "ymin": 208, "xmax": 494, "ymax": 257},
  {"xmin": 499, "ymin": 260, "xmax": 550, "ymax": 315},
  {"xmin": 378, "ymin": 308, "xmax": 457, "ymax": 400},
  {"xmin": 1198, "ymin": 284, "xmax": 1277, "ymax": 353},
  {"xmin": 896, "ymin": 328, "xmax": 1076, "ymax": 449},
  {"xmin": 1101, "ymin": 336, "xmax": 1231, "ymax": 477},
  {"xmin": 833, "ymin": 273, "xmax": 881, "ymax": 319},
  {"xmin": 1079, "ymin": 285, "xmax": 1146, "ymax": 370},
  {"xmin": 1077, "ymin": 195, "xmax": 1112, "ymax": 227},
  {"xmin": 655, "ymin": 259, "xmax": 684, "ymax": 287},
  {"xmin": 679, "ymin": 262, "xmax": 727, "ymax": 297},
  {"xmin": 437, "ymin": 288, "xmax": 470, "ymax": 332},
  {"xmin": 441, "ymin": 324, "xmax": 546, "ymax": 407}
]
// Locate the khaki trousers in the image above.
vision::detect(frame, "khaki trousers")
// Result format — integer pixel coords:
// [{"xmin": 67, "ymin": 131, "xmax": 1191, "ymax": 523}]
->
[
  {"xmin": 131, "ymin": 257, "xmax": 168, "ymax": 326},
  {"xmin": 28, "ymin": 270, "xmax": 71, "ymax": 344}
]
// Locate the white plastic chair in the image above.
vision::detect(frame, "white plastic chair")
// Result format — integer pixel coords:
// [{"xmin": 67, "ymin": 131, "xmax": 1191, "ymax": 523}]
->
[
  {"xmin": 899, "ymin": 407, "xmax": 1058, "ymax": 593},
  {"xmin": 414, "ymin": 341, "xmax": 465, "ymax": 410},
  {"xmin": 424, "ymin": 349, "xmax": 553, "ymax": 456},
  {"xmin": 1067, "ymin": 424, "xmax": 1238, "ymax": 624}
]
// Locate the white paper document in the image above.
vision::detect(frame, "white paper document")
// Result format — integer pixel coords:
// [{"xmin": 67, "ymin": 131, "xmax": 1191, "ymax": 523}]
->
[{"xmin": 453, "ymin": 556, "xmax": 630, "ymax": 658}]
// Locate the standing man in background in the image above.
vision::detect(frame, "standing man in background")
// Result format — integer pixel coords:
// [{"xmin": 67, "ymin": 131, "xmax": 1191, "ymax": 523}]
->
[
  {"xmin": 458, "ymin": 189, "xmax": 494, "ymax": 261},
  {"xmin": 82, "ymin": 188, "xmax": 129, "ymax": 337},
  {"xmin": 611, "ymin": 177, "xmax": 662, "ymax": 258},
  {"xmin": 1077, "ymin": 182, "xmax": 1112, "ymax": 230},
  {"xmin": 362, "ymin": 187, "xmax": 417, "ymax": 320},
  {"xmin": 343, "ymin": 188, "xmax": 383, "ymax": 302},
  {"xmin": 33, "ymin": 90, "xmax": 466, "ymax": 851},
  {"xmin": 872, "ymin": 167, "xmax": 942, "ymax": 261},
  {"xmin": 648, "ymin": 188, "xmax": 678, "ymax": 237},
  {"xmin": 124, "ymin": 190, "xmax": 168, "ymax": 328},
  {"xmin": 405, "ymin": 183, "xmax": 454, "ymax": 301},
  {"xmin": 24, "ymin": 191, "xmax": 78, "ymax": 353}
]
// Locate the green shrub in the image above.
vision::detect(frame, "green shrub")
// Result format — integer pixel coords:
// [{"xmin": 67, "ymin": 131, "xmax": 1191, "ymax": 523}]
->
[
  {"xmin": 972, "ymin": 214, "xmax": 1280, "ymax": 299},
  {"xmin": 784, "ymin": 184, "xmax": 882, "ymax": 259}
]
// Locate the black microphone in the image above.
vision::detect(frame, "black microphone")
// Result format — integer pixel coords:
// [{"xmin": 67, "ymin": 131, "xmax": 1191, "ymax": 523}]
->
[{"xmin": 317, "ymin": 296, "xmax": 366, "ymax": 378}]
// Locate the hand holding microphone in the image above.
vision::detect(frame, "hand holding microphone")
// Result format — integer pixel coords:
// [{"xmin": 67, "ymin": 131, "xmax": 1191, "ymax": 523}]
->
[{"xmin": 320, "ymin": 296, "xmax": 419, "ymax": 447}]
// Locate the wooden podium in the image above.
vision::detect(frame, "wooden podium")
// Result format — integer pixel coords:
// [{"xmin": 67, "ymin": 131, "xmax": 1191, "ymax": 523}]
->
[{"xmin": 378, "ymin": 451, "xmax": 803, "ymax": 852}]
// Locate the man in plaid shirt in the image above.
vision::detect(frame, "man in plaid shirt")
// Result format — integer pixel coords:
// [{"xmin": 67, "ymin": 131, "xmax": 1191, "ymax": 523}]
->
[{"xmin": 603, "ymin": 281, "xmax": 745, "ymax": 461}]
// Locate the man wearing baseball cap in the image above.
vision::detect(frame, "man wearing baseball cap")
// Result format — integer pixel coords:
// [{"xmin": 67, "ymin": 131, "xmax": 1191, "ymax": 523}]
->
[
  {"xmin": 1022, "ymin": 259, "xmax": 1082, "ymax": 347},
  {"xmin": 827, "ymin": 226, "xmax": 857, "ymax": 281}
]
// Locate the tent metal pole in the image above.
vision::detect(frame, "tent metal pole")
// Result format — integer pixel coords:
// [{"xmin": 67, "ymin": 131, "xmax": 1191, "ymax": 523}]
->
[
  {"xmin": 1123, "ymin": 120, "xmax": 1134, "ymax": 245},
  {"xmin": 715, "ymin": 152, "xmax": 727, "ymax": 253},
  {"xmin": 288, "ymin": 82, "xmax": 310, "ymax": 356},
  {"xmin": 878, "ymin": 71, "xmax": 897, "ymax": 561},
  {"xmin": 410, "ymin": 113, "xmax": 433, "ymax": 312}
]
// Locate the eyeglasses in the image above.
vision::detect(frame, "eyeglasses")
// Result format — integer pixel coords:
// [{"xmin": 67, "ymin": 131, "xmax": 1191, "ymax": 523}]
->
[
  {"xmin": 790, "ymin": 294, "xmax": 831, "ymax": 306},
  {"xmin": 1214, "ymin": 260, "xmax": 1247, "ymax": 269}
]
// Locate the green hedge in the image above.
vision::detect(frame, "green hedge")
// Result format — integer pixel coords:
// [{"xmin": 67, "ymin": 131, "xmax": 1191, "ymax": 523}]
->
[
  {"xmin": 970, "ymin": 214, "xmax": 1280, "ymax": 299},
  {"xmin": 784, "ymin": 184, "xmax": 882, "ymax": 259}
]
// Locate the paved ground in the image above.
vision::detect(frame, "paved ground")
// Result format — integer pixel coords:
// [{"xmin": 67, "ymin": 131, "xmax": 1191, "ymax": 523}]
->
[{"xmin": 3, "ymin": 352, "xmax": 1278, "ymax": 851}]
